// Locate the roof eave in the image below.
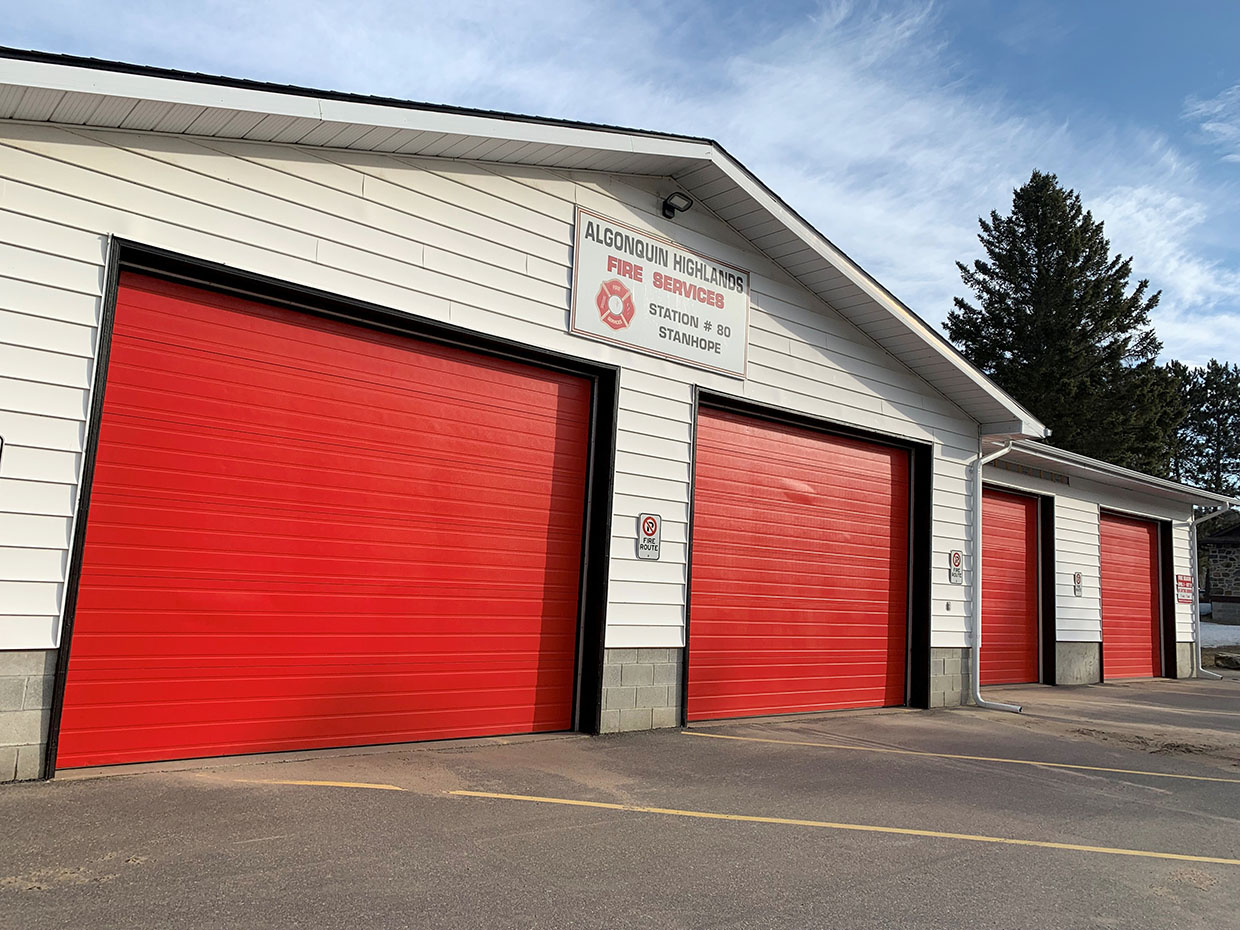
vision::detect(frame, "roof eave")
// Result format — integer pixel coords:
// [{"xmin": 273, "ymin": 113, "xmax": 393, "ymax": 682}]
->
[{"xmin": 997, "ymin": 440, "xmax": 1240, "ymax": 509}]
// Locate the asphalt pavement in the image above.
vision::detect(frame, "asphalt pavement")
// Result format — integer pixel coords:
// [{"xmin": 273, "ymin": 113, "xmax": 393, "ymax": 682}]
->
[{"xmin": 5, "ymin": 679, "xmax": 1240, "ymax": 929}]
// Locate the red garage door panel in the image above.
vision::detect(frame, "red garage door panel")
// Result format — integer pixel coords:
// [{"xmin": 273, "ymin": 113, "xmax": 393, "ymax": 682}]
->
[
  {"xmin": 688, "ymin": 409, "xmax": 909, "ymax": 721},
  {"xmin": 981, "ymin": 489, "xmax": 1039, "ymax": 685},
  {"xmin": 1100, "ymin": 513, "xmax": 1162, "ymax": 679},
  {"xmin": 57, "ymin": 273, "xmax": 590, "ymax": 768}
]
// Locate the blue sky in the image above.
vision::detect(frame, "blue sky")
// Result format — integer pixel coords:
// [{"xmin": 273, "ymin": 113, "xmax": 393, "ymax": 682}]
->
[{"xmin": 7, "ymin": 0, "xmax": 1240, "ymax": 364}]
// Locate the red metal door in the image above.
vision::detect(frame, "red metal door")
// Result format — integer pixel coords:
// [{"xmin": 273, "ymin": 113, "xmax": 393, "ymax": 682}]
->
[
  {"xmin": 980, "ymin": 488, "xmax": 1040, "ymax": 685},
  {"xmin": 57, "ymin": 274, "xmax": 591, "ymax": 768},
  {"xmin": 687, "ymin": 409, "xmax": 910, "ymax": 721},
  {"xmin": 1100, "ymin": 512, "xmax": 1162, "ymax": 679}
]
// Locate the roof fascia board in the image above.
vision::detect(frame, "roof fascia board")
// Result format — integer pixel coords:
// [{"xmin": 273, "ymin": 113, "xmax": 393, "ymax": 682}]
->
[
  {"xmin": 317, "ymin": 98, "xmax": 715, "ymax": 158},
  {"xmin": 0, "ymin": 56, "xmax": 717, "ymax": 160},
  {"xmin": 0, "ymin": 56, "xmax": 321, "ymax": 118}
]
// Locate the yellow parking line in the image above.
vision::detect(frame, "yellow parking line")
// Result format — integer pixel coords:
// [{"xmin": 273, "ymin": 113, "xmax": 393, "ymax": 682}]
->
[
  {"xmin": 450, "ymin": 790, "xmax": 1240, "ymax": 866},
  {"xmin": 225, "ymin": 778, "xmax": 405, "ymax": 791},
  {"xmin": 682, "ymin": 731, "xmax": 1240, "ymax": 785}
]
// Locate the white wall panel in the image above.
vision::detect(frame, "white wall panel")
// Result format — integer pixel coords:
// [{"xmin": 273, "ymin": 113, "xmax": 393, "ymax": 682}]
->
[
  {"xmin": 0, "ymin": 478, "xmax": 75, "ymax": 516},
  {"xmin": 0, "ymin": 580, "xmax": 60, "ymax": 615},
  {"xmin": 0, "ymin": 512, "xmax": 72, "ymax": 549},
  {"xmin": 2, "ymin": 447, "xmax": 80, "ymax": 484},
  {"xmin": 0, "ymin": 616, "xmax": 59, "ymax": 650},
  {"xmin": 0, "ymin": 412, "xmax": 83, "ymax": 454},
  {"xmin": 0, "ymin": 546, "xmax": 65, "ymax": 582},
  {"xmin": 0, "ymin": 274, "xmax": 102, "ymax": 328},
  {"xmin": 0, "ymin": 343, "xmax": 91, "ymax": 388},
  {"xmin": 0, "ymin": 307, "xmax": 95, "ymax": 358}
]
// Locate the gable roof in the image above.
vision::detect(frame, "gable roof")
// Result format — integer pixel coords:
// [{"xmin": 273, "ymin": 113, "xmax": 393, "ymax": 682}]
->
[{"xmin": 0, "ymin": 47, "xmax": 1048, "ymax": 438}]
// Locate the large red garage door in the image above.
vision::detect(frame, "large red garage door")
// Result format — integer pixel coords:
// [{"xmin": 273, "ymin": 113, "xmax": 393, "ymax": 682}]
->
[
  {"xmin": 980, "ymin": 488, "xmax": 1040, "ymax": 685},
  {"xmin": 1100, "ymin": 512, "xmax": 1163, "ymax": 679},
  {"xmin": 57, "ymin": 274, "xmax": 591, "ymax": 768},
  {"xmin": 687, "ymin": 409, "xmax": 910, "ymax": 721}
]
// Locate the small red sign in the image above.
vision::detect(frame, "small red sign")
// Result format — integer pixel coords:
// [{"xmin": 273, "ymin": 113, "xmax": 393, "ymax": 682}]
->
[
  {"xmin": 596, "ymin": 279, "xmax": 635, "ymax": 330},
  {"xmin": 641, "ymin": 515, "xmax": 658, "ymax": 537},
  {"xmin": 1176, "ymin": 574, "xmax": 1194, "ymax": 604}
]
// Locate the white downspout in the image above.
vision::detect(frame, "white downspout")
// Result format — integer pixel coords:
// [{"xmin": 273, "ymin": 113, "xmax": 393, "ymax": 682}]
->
[
  {"xmin": 1191, "ymin": 503, "xmax": 1232, "ymax": 680},
  {"xmin": 969, "ymin": 440, "xmax": 1022, "ymax": 712}
]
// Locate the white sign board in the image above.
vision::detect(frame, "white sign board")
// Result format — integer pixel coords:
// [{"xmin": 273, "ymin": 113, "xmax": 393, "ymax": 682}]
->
[
  {"xmin": 1176, "ymin": 574, "xmax": 1194, "ymax": 604},
  {"xmin": 637, "ymin": 513, "xmax": 662, "ymax": 561},
  {"xmin": 570, "ymin": 207, "xmax": 750, "ymax": 377},
  {"xmin": 948, "ymin": 550, "xmax": 964, "ymax": 585},
  {"xmin": 1073, "ymin": 572, "xmax": 1083, "ymax": 597}
]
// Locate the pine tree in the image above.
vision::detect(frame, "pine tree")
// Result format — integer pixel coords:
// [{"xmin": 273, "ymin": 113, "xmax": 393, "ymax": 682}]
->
[
  {"xmin": 946, "ymin": 170, "xmax": 1176, "ymax": 471},
  {"xmin": 1165, "ymin": 360, "xmax": 1197, "ymax": 484},
  {"xmin": 1182, "ymin": 360, "xmax": 1240, "ymax": 494}
]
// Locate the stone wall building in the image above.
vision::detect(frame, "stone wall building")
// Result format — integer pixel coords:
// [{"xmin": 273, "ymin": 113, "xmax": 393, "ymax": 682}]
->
[{"xmin": 1205, "ymin": 527, "xmax": 1240, "ymax": 623}]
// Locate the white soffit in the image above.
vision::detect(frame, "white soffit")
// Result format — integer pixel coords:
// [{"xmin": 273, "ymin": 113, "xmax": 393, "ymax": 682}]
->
[{"xmin": 0, "ymin": 49, "xmax": 1046, "ymax": 437}]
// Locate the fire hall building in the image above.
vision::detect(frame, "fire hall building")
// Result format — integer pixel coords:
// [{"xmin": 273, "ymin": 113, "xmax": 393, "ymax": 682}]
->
[{"xmin": 0, "ymin": 49, "xmax": 1233, "ymax": 781}]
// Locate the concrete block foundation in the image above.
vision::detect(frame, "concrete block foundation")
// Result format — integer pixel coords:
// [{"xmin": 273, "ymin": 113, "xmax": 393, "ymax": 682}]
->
[
  {"xmin": 0, "ymin": 650, "xmax": 57, "ymax": 782},
  {"xmin": 599, "ymin": 648, "xmax": 682, "ymax": 733},
  {"xmin": 929, "ymin": 647, "xmax": 971, "ymax": 707}
]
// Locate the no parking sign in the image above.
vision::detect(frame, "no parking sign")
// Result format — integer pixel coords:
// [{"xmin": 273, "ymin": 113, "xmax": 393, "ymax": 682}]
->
[
  {"xmin": 637, "ymin": 513, "xmax": 662, "ymax": 561},
  {"xmin": 949, "ymin": 550, "xmax": 963, "ymax": 585}
]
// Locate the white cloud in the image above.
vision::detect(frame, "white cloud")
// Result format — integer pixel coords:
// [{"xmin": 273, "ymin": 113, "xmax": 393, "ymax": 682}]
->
[
  {"xmin": 1186, "ymin": 83, "xmax": 1240, "ymax": 158},
  {"xmin": 1093, "ymin": 185, "xmax": 1240, "ymax": 328},
  {"xmin": 8, "ymin": 0, "xmax": 1240, "ymax": 363}
]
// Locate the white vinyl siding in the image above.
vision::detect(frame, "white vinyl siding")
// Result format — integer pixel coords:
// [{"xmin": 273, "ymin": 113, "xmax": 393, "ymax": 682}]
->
[
  {"xmin": 1051, "ymin": 497, "xmax": 1103, "ymax": 642},
  {"xmin": 0, "ymin": 121, "xmax": 983, "ymax": 651}
]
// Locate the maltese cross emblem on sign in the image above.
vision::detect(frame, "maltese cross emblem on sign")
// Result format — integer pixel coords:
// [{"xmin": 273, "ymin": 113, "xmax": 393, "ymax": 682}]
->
[{"xmin": 596, "ymin": 279, "xmax": 636, "ymax": 330}]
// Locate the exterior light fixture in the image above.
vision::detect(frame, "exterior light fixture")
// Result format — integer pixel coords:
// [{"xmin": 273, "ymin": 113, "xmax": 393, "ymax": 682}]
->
[{"xmin": 661, "ymin": 192, "xmax": 694, "ymax": 219}]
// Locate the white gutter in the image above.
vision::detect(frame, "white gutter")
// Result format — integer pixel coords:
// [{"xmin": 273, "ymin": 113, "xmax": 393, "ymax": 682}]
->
[
  {"xmin": 969, "ymin": 440, "xmax": 1022, "ymax": 712},
  {"xmin": 1191, "ymin": 504, "xmax": 1233, "ymax": 680}
]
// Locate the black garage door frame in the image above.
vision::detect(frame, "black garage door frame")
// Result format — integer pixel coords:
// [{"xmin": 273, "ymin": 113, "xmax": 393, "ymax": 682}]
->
[
  {"xmin": 43, "ymin": 238, "xmax": 620, "ymax": 777},
  {"xmin": 978, "ymin": 483, "xmax": 1059, "ymax": 685},
  {"xmin": 1097, "ymin": 508, "xmax": 1179, "ymax": 682},
  {"xmin": 680, "ymin": 388, "xmax": 935, "ymax": 723}
]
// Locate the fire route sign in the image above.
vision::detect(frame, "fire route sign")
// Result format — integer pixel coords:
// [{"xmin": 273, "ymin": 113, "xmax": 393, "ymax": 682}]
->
[{"xmin": 637, "ymin": 513, "xmax": 662, "ymax": 561}]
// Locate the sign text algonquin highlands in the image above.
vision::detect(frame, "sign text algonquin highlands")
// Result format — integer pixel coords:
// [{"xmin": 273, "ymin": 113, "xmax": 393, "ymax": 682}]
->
[{"xmin": 570, "ymin": 206, "xmax": 751, "ymax": 377}]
